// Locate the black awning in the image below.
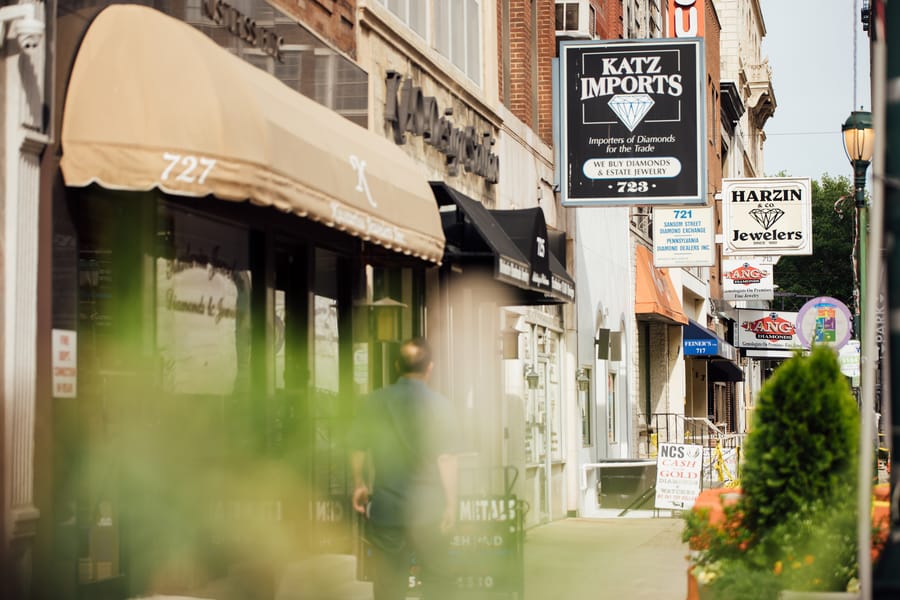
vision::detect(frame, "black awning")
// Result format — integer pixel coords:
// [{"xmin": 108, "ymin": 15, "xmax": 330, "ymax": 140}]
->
[
  {"xmin": 431, "ymin": 182, "xmax": 531, "ymax": 290},
  {"xmin": 490, "ymin": 208, "xmax": 576, "ymax": 303},
  {"xmin": 549, "ymin": 252, "xmax": 575, "ymax": 302},
  {"xmin": 708, "ymin": 359, "xmax": 744, "ymax": 382}
]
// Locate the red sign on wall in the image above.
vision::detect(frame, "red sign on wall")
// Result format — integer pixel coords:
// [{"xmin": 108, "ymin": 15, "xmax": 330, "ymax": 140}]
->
[{"xmin": 669, "ymin": 0, "xmax": 705, "ymax": 38}]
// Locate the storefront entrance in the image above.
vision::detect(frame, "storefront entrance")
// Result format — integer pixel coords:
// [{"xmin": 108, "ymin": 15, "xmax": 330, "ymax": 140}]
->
[{"xmin": 46, "ymin": 7, "xmax": 445, "ymax": 597}]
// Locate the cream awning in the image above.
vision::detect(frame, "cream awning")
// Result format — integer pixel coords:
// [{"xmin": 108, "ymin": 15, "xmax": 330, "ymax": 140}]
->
[{"xmin": 60, "ymin": 4, "xmax": 444, "ymax": 264}]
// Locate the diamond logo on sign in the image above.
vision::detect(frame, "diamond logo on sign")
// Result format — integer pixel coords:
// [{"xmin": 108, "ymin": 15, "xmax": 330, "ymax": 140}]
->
[
  {"xmin": 748, "ymin": 207, "xmax": 784, "ymax": 230},
  {"xmin": 607, "ymin": 94, "xmax": 655, "ymax": 131}
]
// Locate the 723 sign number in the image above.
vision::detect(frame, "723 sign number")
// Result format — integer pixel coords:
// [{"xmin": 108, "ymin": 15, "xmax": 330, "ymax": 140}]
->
[{"xmin": 616, "ymin": 181, "xmax": 649, "ymax": 193}]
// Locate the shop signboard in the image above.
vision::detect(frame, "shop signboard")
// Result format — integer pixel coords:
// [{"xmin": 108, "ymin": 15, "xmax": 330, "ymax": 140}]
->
[
  {"xmin": 655, "ymin": 443, "xmax": 703, "ymax": 510},
  {"xmin": 796, "ymin": 296, "xmax": 853, "ymax": 350},
  {"xmin": 734, "ymin": 309, "xmax": 803, "ymax": 351},
  {"xmin": 839, "ymin": 340, "xmax": 861, "ymax": 378},
  {"xmin": 669, "ymin": 0, "xmax": 705, "ymax": 38},
  {"xmin": 722, "ymin": 257, "xmax": 774, "ymax": 301},
  {"xmin": 448, "ymin": 496, "xmax": 524, "ymax": 594},
  {"xmin": 722, "ymin": 177, "xmax": 813, "ymax": 256},
  {"xmin": 558, "ymin": 38, "xmax": 706, "ymax": 206},
  {"xmin": 652, "ymin": 206, "xmax": 715, "ymax": 266},
  {"xmin": 52, "ymin": 329, "xmax": 77, "ymax": 398}
]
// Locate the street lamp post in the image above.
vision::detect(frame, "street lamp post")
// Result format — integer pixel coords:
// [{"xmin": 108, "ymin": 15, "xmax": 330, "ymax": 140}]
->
[
  {"xmin": 843, "ymin": 109, "xmax": 875, "ymax": 600},
  {"xmin": 842, "ymin": 110, "xmax": 875, "ymax": 343}
]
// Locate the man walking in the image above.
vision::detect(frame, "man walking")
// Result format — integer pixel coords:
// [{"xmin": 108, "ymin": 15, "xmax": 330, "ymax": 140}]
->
[{"xmin": 351, "ymin": 337, "xmax": 459, "ymax": 600}]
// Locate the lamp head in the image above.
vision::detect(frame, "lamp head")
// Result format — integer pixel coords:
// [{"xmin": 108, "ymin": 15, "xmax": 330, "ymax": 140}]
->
[
  {"xmin": 524, "ymin": 365, "xmax": 540, "ymax": 389},
  {"xmin": 842, "ymin": 110, "xmax": 874, "ymax": 165},
  {"xmin": 575, "ymin": 367, "xmax": 590, "ymax": 392}
]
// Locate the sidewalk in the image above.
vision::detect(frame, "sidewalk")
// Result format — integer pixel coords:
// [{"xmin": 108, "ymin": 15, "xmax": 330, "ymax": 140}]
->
[{"xmin": 524, "ymin": 517, "xmax": 688, "ymax": 600}]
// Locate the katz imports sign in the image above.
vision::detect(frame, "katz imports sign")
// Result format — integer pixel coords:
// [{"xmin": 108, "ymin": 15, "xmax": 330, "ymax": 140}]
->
[
  {"xmin": 723, "ymin": 177, "xmax": 813, "ymax": 256},
  {"xmin": 559, "ymin": 38, "xmax": 706, "ymax": 206},
  {"xmin": 722, "ymin": 258, "xmax": 774, "ymax": 301},
  {"xmin": 735, "ymin": 309, "xmax": 802, "ymax": 350},
  {"xmin": 653, "ymin": 206, "xmax": 714, "ymax": 266}
]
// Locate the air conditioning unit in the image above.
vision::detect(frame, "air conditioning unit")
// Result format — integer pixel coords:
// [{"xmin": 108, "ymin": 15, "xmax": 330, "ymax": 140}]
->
[{"xmin": 555, "ymin": 0, "xmax": 594, "ymax": 40}]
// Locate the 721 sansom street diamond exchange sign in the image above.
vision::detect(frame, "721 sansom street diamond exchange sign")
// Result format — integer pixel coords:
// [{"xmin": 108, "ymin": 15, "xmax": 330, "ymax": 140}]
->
[{"xmin": 558, "ymin": 38, "xmax": 706, "ymax": 206}]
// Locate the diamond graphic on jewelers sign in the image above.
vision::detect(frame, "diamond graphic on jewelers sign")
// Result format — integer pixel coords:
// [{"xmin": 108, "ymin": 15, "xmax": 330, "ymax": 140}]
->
[
  {"xmin": 748, "ymin": 207, "xmax": 784, "ymax": 230},
  {"xmin": 607, "ymin": 94, "xmax": 655, "ymax": 131}
]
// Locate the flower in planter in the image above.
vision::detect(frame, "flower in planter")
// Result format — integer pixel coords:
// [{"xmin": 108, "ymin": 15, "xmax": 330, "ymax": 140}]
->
[{"xmin": 684, "ymin": 347, "xmax": 865, "ymax": 597}]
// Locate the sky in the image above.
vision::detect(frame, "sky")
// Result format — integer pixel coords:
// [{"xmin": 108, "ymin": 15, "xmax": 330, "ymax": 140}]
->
[{"xmin": 758, "ymin": 0, "xmax": 872, "ymax": 181}]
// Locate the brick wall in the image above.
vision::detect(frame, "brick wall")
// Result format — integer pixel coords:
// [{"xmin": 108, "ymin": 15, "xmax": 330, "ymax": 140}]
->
[
  {"xmin": 508, "ymin": 0, "xmax": 535, "ymax": 130},
  {"xmin": 274, "ymin": 0, "xmax": 356, "ymax": 57},
  {"xmin": 536, "ymin": 0, "xmax": 555, "ymax": 142},
  {"xmin": 596, "ymin": 0, "xmax": 624, "ymax": 40},
  {"xmin": 502, "ymin": 1, "xmax": 625, "ymax": 144}
]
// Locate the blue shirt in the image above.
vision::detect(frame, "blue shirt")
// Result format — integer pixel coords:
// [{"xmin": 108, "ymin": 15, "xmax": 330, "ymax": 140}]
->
[{"xmin": 351, "ymin": 376, "xmax": 458, "ymax": 527}]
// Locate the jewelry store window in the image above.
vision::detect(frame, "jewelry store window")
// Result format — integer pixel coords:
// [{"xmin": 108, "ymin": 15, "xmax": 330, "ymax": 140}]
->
[{"xmin": 60, "ymin": 190, "xmax": 267, "ymax": 597}]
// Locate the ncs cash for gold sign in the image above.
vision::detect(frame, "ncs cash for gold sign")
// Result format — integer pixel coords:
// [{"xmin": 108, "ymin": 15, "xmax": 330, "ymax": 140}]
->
[{"xmin": 722, "ymin": 177, "xmax": 813, "ymax": 256}]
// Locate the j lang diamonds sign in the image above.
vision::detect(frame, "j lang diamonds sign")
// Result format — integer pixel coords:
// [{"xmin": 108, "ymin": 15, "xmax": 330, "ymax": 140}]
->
[
  {"xmin": 722, "ymin": 177, "xmax": 813, "ymax": 256},
  {"xmin": 558, "ymin": 38, "xmax": 706, "ymax": 206}
]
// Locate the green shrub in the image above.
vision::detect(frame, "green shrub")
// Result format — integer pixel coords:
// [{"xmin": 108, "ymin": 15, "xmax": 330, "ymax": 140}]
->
[
  {"xmin": 704, "ymin": 558, "xmax": 782, "ymax": 600},
  {"xmin": 755, "ymin": 489, "xmax": 858, "ymax": 592},
  {"xmin": 739, "ymin": 345, "xmax": 859, "ymax": 538},
  {"xmin": 686, "ymin": 346, "xmax": 862, "ymax": 595}
]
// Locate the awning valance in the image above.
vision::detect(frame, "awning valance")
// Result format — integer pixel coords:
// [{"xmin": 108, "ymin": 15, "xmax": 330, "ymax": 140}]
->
[
  {"xmin": 635, "ymin": 245, "xmax": 688, "ymax": 325},
  {"xmin": 683, "ymin": 319, "xmax": 738, "ymax": 361},
  {"xmin": 60, "ymin": 4, "xmax": 445, "ymax": 264},
  {"xmin": 708, "ymin": 359, "xmax": 744, "ymax": 382}
]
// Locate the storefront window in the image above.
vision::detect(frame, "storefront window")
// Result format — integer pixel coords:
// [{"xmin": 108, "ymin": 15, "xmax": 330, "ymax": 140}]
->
[
  {"xmin": 155, "ymin": 208, "xmax": 252, "ymax": 398},
  {"xmin": 378, "ymin": 0, "xmax": 483, "ymax": 84},
  {"xmin": 546, "ymin": 331, "xmax": 564, "ymax": 462},
  {"xmin": 310, "ymin": 249, "xmax": 351, "ymax": 552},
  {"xmin": 523, "ymin": 327, "xmax": 564, "ymax": 465}
]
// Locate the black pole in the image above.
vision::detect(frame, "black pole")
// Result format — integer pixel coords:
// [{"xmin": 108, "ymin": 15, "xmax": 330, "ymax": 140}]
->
[{"xmin": 874, "ymin": 0, "xmax": 900, "ymax": 595}]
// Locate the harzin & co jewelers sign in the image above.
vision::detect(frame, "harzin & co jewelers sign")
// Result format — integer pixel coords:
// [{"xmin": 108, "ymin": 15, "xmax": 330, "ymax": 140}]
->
[{"xmin": 722, "ymin": 177, "xmax": 813, "ymax": 256}]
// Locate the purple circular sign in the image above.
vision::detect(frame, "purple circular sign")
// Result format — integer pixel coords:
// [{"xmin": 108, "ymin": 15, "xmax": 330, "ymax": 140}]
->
[{"xmin": 795, "ymin": 296, "xmax": 852, "ymax": 350}]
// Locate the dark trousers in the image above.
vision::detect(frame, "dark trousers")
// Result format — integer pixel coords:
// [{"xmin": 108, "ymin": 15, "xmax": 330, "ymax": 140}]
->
[{"xmin": 367, "ymin": 521, "xmax": 455, "ymax": 600}]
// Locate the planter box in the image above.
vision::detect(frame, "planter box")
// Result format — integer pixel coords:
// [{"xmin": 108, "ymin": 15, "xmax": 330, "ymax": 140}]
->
[{"xmin": 780, "ymin": 592, "xmax": 860, "ymax": 599}]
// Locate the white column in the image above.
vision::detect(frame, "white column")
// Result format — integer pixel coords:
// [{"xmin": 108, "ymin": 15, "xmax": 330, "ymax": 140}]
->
[{"xmin": 3, "ymin": 1, "xmax": 46, "ymax": 551}]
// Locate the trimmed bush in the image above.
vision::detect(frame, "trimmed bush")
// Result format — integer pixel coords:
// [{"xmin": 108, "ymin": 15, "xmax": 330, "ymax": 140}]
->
[{"xmin": 740, "ymin": 345, "xmax": 859, "ymax": 540}]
